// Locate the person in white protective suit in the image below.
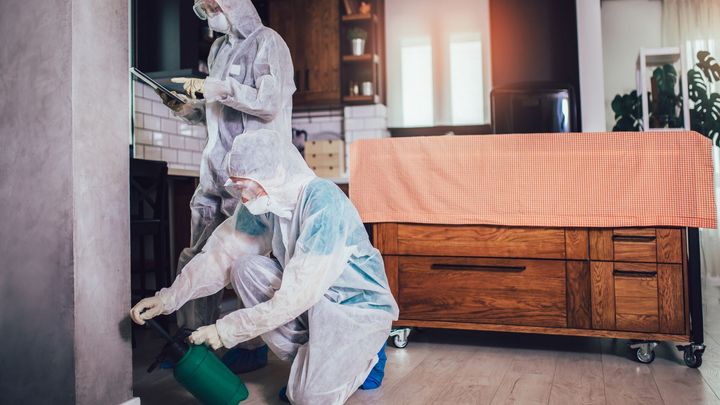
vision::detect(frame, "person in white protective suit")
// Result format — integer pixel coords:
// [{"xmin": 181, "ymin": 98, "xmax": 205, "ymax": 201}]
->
[
  {"xmin": 157, "ymin": 0, "xmax": 296, "ymax": 335},
  {"xmin": 131, "ymin": 129, "xmax": 399, "ymax": 404}
]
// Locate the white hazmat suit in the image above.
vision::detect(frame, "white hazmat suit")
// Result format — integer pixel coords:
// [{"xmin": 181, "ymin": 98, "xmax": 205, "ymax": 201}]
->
[
  {"xmin": 173, "ymin": 0, "xmax": 296, "ymax": 329},
  {"xmin": 155, "ymin": 129, "xmax": 399, "ymax": 404}
]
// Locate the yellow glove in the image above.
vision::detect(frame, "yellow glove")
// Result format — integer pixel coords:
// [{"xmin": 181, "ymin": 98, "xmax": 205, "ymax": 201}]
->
[
  {"xmin": 171, "ymin": 77, "xmax": 206, "ymax": 99},
  {"xmin": 155, "ymin": 89, "xmax": 188, "ymax": 112},
  {"xmin": 189, "ymin": 325, "xmax": 225, "ymax": 350}
]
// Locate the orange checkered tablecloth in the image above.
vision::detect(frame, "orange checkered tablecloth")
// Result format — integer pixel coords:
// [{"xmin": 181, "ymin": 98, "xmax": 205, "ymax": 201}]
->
[{"xmin": 349, "ymin": 131, "xmax": 717, "ymax": 229}]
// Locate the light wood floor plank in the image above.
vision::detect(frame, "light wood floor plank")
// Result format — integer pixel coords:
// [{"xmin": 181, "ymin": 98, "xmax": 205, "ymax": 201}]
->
[
  {"xmin": 347, "ymin": 342, "xmax": 436, "ymax": 405},
  {"xmin": 429, "ymin": 345, "xmax": 515, "ymax": 404},
  {"xmin": 548, "ymin": 345, "xmax": 605, "ymax": 405},
  {"xmin": 489, "ymin": 349, "xmax": 559, "ymax": 405},
  {"xmin": 133, "ymin": 284, "xmax": 720, "ymax": 405},
  {"xmin": 650, "ymin": 345, "xmax": 720, "ymax": 405},
  {"xmin": 601, "ymin": 339, "xmax": 664, "ymax": 405},
  {"xmin": 355, "ymin": 343, "xmax": 477, "ymax": 405}
]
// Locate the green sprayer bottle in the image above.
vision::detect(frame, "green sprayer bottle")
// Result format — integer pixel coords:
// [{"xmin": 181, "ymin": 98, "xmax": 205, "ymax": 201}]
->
[{"xmin": 146, "ymin": 319, "xmax": 249, "ymax": 404}]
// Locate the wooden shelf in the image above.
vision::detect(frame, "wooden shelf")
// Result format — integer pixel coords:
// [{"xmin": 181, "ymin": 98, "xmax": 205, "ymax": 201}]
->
[
  {"xmin": 342, "ymin": 54, "xmax": 380, "ymax": 63},
  {"xmin": 343, "ymin": 95, "xmax": 380, "ymax": 104},
  {"xmin": 342, "ymin": 13, "xmax": 378, "ymax": 23}
]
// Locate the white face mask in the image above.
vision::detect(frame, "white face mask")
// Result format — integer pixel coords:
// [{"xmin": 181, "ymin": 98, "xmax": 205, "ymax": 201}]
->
[
  {"xmin": 243, "ymin": 195, "xmax": 271, "ymax": 215},
  {"xmin": 208, "ymin": 13, "xmax": 230, "ymax": 33}
]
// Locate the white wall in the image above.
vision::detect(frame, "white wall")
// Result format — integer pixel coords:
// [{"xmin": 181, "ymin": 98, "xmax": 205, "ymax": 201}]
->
[
  {"xmin": 576, "ymin": 0, "xmax": 607, "ymax": 131},
  {"xmin": 601, "ymin": 0, "xmax": 663, "ymax": 129}
]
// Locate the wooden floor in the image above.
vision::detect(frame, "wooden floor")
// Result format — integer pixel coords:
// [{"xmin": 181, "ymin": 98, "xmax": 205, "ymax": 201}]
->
[{"xmin": 133, "ymin": 281, "xmax": 720, "ymax": 404}]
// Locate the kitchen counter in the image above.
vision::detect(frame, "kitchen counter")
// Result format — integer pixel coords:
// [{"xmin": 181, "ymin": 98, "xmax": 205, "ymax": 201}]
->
[{"xmin": 168, "ymin": 167, "xmax": 200, "ymax": 177}]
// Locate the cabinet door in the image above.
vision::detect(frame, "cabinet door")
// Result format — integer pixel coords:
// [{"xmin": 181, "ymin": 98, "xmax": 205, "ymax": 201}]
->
[
  {"xmin": 268, "ymin": 0, "xmax": 303, "ymax": 92},
  {"xmin": 295, "ymin": 0, "xmax": 340, "ymax": 105},
  {"xmin": 590, "ymin": 261, "xmax": 685, "ymax": 334}
]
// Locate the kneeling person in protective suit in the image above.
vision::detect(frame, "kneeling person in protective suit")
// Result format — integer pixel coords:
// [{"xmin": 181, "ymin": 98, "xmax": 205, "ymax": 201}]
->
[{"xmin": 131, "ymin": 129, "xmax": 399, "ymax": 404}]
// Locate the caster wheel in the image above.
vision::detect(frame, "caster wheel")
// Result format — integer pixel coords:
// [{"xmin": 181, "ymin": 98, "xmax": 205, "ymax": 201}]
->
[
  {"xmin": 392, "ymin": 335, "xmax": 408, "ymax": 349},
  {"xmin": 684, "ymin": 349, "xmax": 703, "ymax": 368},
  {"xmin": 633, "ymin": 347, "xmax": 656, "ymax": 364}
]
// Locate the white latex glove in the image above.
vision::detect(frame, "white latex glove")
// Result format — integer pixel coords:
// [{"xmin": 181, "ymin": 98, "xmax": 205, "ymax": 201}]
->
[
  {"xmin": 130, "ymin": 296, "xmax": 165, "ymax": 325},
  {"xmin": 189, "ymin": 325, "xmax": 225, "ymax": 350},
  {"xmin": 172, "ymin": 77, "xmax": 206, "ymax": 99}
]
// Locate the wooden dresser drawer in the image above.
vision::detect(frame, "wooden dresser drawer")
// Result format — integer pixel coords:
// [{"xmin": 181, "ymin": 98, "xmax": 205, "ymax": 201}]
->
[
  {"xmin": 397, "ymin": 256, "xmax": 567, "ymax": 327},
  {"xmin": 614, "ymin": 263, "xmax": 659, "ymax": 332},
  {"xmin": 589, "ymin": 228, "xmax": 683, "ymax": 263},
  {"xmin": 590, "ymin": 262, "xmax": 685, "ymax": 334},
  {"xmin": 375, "ymin": 223, "xmax": 567, "ymax": 259}
]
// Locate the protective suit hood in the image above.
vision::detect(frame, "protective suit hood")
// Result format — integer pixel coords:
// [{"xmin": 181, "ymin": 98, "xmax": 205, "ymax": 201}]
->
[
  {"xmin": 226, "ymin": 129, "xmax": 316, "ymax": 218},
  {"xmin": 216, "ymin": 0, "xmax": 263, "ymax": 39}
]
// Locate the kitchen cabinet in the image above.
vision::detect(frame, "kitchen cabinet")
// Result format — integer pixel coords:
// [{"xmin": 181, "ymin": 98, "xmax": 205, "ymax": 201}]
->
[
  {"xmin": 340, "ymin": 0, "xmax": 386, "ymax": 105},
  {"xmin": 268, "ymin": 0, "xmax": 341, "ymax": 107}
]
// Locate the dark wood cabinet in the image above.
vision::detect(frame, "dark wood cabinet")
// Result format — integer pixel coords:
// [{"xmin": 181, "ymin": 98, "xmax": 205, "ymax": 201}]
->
[
  {"xmin": 268, "ymin": 0, "xmax": 341, "ymax": 107},
  {"xmin": 374, "ymin": 223, "xmax": 690, "ymax": 341}
]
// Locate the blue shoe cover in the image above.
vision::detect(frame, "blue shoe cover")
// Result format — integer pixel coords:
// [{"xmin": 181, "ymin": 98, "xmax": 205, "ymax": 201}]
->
[
  {"xmin": 221, "ymin": 344, "xmax": 269, "ymax": 374},
  {"xmin": 278, "ymin": 386, "xmax": 289, "ymax": 403},
  {"xmin": 360, "ymin": 345, "xmax": 387, "ymax": 390}
]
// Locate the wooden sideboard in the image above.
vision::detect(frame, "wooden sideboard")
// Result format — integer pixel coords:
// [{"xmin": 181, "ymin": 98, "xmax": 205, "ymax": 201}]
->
[{"xmin": 373, "ymin": 223, "xmax": 705, "ymax": 367}]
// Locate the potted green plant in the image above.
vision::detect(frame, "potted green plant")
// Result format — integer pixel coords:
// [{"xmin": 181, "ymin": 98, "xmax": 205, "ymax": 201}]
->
[
  {"xmin": 611, "ymin": 90, "xmax": 643, "ymax": 131},
  {"xmin": 348, "ymin": 27, "xmax": 368, "ymax": 56},
  {"xmin": 611, "ymin": 50, "xmax": 720, "ymax": 146},
  {"xmin": 688, "ymin": 51, "xmax": 720, "ymax": 144}
]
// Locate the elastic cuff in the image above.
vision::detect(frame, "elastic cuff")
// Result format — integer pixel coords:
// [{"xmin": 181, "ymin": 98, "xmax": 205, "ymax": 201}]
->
[
  {"xmin": 154, "ymin": 290, "xmax": 174, "ymax": 314},
  {"xmin": 215, "ymin": 318, "xmax": 235, "ymax": 349},
  {"xmin": 203, "ymin": 77, "xmax": 232, "ymax": 102}
]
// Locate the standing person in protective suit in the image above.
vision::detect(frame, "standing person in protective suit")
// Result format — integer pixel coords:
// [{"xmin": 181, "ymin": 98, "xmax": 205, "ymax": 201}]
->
[
  {"xmin": 156, "ymin": 0, "xmax": 296, "ymax": 368},
  {"xmin": 131, "ymin": 129, "xmax": 399, "ymax": 404}
]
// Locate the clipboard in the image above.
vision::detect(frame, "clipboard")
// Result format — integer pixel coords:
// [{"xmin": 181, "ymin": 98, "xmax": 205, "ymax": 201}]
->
[{"xmin": 130, "ymin": 67, "xmax": 187, "ymax": 104}]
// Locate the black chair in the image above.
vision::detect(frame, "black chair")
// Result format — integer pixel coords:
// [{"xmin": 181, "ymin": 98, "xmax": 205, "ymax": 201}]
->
[{"xmin": 129, "ymin": 158, "xmax": 170, "ymax": 326}]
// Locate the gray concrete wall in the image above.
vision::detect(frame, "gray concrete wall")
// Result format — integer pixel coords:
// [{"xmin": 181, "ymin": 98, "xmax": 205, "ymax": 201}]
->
[
  {"xmin": 72, "ymin": 0, "xmax": 133, "ymax": 403},
  {"xmin": 0, "ymin": 0, "xmax": 76, "ymax": 402},
  {"xmin": 0, "ymin": 0, "xmax": 132, "ymax": 403}
]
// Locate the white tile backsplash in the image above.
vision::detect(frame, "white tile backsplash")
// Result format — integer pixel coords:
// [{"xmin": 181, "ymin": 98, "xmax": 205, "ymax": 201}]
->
[
  {"xmin": 169, "ymin": 134, "xmax": 185, "ymax": 149},
  {"xmin": 135, "ymin": 129, "xmax": 152, "ymax": 145},
  {"xmin": 136, "ymin": 98, "xmax": 152, "ymax": 114},
  {"xmin": 134, "ymin": 145, "xmax": 144, "ymax": 159},
  {"xmin": 185, "ymin": 137, "xmax": 205, "ymax": 150},
  {"xmin": 133, "ymin": 82, "xmax": 205, "ymax": 172},
  {"xmin": 344, "ymin": 118, "xmax": 364, "ymax": 131},
  {"xmin": 144, "ymin": 146, "xmax": 162, "ymax": 160},
  {"xmin": 152, "ymin": 101, "xmax": 169, "ymax": 118},
  {"xmin": 178, "ymin": 150, "xmax": 193, "ymax": 164},
  {"xmin": 161, "ymin": 118, "xmax": 177, "ymax": 133},
  {"xmin": 178, "ymin": 123, "xmax": 193, "ymax": 136},
  {"xmin": 343, "ymin": 105, "xmax": 390, "ymax": 176},
  {"xmin": 152, "ymin": 132, "xmax": 167, "ymax": 146},
  {"xmin": 135, "ymin": 113, "xmax": 144, "ymax": 128},
  {"xmin": 364, "ymin": 117, "xmax": 387, "ymax": 130},
  {"xmin": 350, "ymin": 105, "xmax": 376, "ymax": 118},
  {"xmin": 162, "ymin": 148, "xmax": 178, "ymax": 163},
  {"xmin": 144, "ymin": 115, "xmax": 161, "ymax": 131},
  {"xmin": 192, "ymin": 126, "xmax": 207, "ymax": 139},
  {"xmin": 133, "ymin": 81, "xmax": 390, "ymax": 175},
  {"xmin": 192, "ymin": 152, "xmax": 203, "ymax": 165}
]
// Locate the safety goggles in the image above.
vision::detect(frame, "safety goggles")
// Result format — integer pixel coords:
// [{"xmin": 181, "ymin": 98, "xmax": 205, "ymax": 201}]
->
[
  {"xmin": 224, "ymin": 178, "xmax": 265, "ymax": 201},
  {"xmin": 192, "ymin": 0, "xmax": 222, "ymax": 20}
]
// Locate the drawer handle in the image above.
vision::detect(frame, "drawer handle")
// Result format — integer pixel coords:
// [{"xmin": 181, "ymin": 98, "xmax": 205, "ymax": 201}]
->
[
  {"xmin": 613, "ymin": 270, "xmax": 657, "ymax": 277},
  {"xmin": 430, "ymin": 264, "xmax": 526, "ymax": 272},
  {"xmin": 612, "ymin": 235, "xmax": 656, "ymax": 243}
]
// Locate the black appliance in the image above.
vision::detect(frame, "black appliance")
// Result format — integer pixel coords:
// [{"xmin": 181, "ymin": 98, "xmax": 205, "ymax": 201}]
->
[{"xmin": 491, "ymin": 83, "xmax": 577, "ymax": 134}]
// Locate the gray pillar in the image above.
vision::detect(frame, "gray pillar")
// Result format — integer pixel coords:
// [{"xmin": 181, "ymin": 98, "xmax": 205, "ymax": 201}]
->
[{"xmin": 0, "ymin": 0, "xmax": 133, "ymax": 404}]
